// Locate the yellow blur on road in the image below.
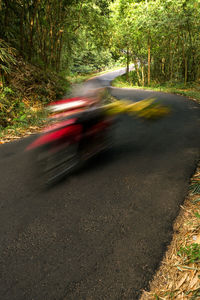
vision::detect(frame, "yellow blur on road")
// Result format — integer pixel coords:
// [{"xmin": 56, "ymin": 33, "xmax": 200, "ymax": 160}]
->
[{"xmin": 104, "ymin": 98, "xmax": 170, "ymax": 120}]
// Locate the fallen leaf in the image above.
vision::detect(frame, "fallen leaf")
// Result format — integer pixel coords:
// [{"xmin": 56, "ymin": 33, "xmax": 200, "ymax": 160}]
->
[
  {"xmin": 176, "ymin": 273, "xmax": 188, "ymax": 289},
  {"xmin": 188, "ymin": 275, "xmax": 199, "ymax": 289}
]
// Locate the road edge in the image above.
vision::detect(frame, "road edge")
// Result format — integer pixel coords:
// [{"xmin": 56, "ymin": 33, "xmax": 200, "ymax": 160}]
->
[{"xmin": 140, "ymin": 161, "xmax": 200, "ymax": 299}]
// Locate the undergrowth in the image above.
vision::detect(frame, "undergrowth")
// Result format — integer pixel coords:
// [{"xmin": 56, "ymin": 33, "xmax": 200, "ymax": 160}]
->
[{"xmin": 0, "ymin": 56, "xmax": 70, "ymax": 137}]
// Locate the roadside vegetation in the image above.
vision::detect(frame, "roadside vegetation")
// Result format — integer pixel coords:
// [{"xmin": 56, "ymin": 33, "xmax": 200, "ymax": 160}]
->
[
  {"xmin": 0, "ymin": 0, "xmax": 118, "ymax": 143},
  {"xmin": 0, "ymin": 51, "xmax": 70, "ymax": 143},
  {"xmin": 1, "ymin": 0, "xmax": 200, "ymax": 134},
  {"xmin": 110, "ymin": 0, "xmax": 200, "ymax": 104},
  {"xmin": 111, "ymin": 0, "xmax": 200, "ymax": 90},
  {"xmin": 1, "ymin": 0, "xmax": 200, "ymax": 141},
  {"xmin": 112, "ymin": 72, "xmax": 200, "ymax": 104}
]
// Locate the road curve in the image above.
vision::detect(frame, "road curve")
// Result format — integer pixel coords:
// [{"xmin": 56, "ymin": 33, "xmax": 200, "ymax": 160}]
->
[{"xmin": 0, "ymin": 69, "xmax": 200, "ymax": 300}]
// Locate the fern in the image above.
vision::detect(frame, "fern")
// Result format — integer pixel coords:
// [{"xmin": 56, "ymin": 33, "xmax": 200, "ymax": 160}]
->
[{"xmin": 0, "ymin": 39, "xmax": 16, "ymax": 86}]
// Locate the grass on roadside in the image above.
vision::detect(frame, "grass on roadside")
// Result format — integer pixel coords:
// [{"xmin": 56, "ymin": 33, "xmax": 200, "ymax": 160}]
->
[{"xmin": 112, "ymin": 74, "xmax": 200, "ymax": 104}]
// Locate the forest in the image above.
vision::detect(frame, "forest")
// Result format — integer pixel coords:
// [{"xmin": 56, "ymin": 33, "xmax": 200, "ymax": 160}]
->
[
  {"xmin": 0, "ymin": 0, "xmax": 200, "ymax": 130},
  {"xmin": 113, "ymin": 0, "xmax": 200, "ymax": 85}
]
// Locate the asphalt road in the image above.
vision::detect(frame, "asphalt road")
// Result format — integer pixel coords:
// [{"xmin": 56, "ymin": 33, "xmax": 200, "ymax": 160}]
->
[{"xmin": 0, "ymin": 70, "xmax": 200, "ymax": 300}]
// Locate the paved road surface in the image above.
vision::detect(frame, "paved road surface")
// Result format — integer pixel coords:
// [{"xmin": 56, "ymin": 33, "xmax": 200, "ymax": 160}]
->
[{"xmin": 0, "ymin": 69, "xmax": 200, "ymax": 299}]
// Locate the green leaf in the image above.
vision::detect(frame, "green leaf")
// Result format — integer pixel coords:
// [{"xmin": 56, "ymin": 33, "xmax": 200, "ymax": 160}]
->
[
  {"xmin": 194, "ymin": 212, "xmax": 200, "ymax": 219},
  {"xmin": 19, "ymin": 114, "xmax": 26, "ymax": 121},
  {"xmin": 192, "ymin": 198, "xmax": 200, "ymax": 204}
]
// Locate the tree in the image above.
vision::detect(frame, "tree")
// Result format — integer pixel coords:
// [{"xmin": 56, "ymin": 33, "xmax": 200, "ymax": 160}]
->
[
  {"xmin": 111, "ymin": 0, "xmax": 200, "ymax": 85},
  {"xmin": 0, "ymin": 0, "xmax": 114, "ymax": 72}
]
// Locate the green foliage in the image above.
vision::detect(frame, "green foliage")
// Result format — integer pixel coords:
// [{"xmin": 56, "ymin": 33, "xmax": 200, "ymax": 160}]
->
[
  {"xmin": 1, "ymin": 0, "xmax": 200, "ymax": 131},
  {"xmin": 0, "ymin": 87, "xmax": 26, "ymax": 127},
  {"xmin": 0, "ymin": 57, "xmax": 70, "ymax": 129},
  {"xmin": 177, "ymin": 243, "xmax": 200, "ymax": 264},
  {"xmin": 111, "ymin": 0, "xmax": 200, "ymax": 85},
  {"xmin": 194, "ymin": 212, "xmax": 200, "ymax": 219},
  {"xmin": 70, "ymin": 48, "xmax": 115, "ymax": 74},
  {"xmin": 112, "ymin": 69, "xmax": 148, "ymax": 87},
  {"xmin": 0, "ymin": 87, "xmax": 47, "ymax": 130},
  {"xmin": 0, "ymin": 39, "xmax": 16, "ymax": 84},
  {"xmin": 189, "ymin": 183, "xmax": 200, "ymax": 194},
  {"xmin": 0, "ymin": 0, "xmax": 114, "ymax": 73},
  {"xmin": 0, "ymin": 0, "xmax": 115, "ymax": 132},
  {"xmin": 1, "ymin": 0, "xmax": 200, "ymax": 82}
]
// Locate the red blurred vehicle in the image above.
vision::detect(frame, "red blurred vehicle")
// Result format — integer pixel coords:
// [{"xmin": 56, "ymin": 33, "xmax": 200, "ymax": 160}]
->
[{"xmin": 27, "ymin": 96, "xmax": 114, "ymax": 185}]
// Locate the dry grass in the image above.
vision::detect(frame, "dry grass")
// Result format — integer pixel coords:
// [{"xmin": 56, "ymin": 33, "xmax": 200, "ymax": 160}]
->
[{"xmin": 141, "ymin": 163, "xmax": 200, "ymax": 300}]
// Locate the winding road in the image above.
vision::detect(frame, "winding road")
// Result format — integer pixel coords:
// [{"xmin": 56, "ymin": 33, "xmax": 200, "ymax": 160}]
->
[{"xmin": 0, "ymin": 69, "xmax": 200, "ymax": 299}]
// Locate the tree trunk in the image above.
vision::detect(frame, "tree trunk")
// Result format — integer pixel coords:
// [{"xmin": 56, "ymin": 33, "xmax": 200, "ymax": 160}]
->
[
  {"xmin": 184, "ymin": 56, "xmax": 188, "ymax": 85},
  {"xmin": 197, "ymin": 64, "xmax": 200, "ymax": 82},
  {"xmin": 182, "ymin": 38, "xmax": 188, "ymax": 85},
  {"xmin": 28, "ymin": 0, "xmax": 40, "ymax": 61},
  {"xmin": 169, "ymin": 41, "xmax": 173, "ymax": 82},
  {"xmin": 20, "ymin": 1, "xmax": 25, "ymax": 55},
  {"xmin": 133, "ymin": 58, "xmax": 142, "ymax": 85},
  {"xmin": 161, "ymin": 58, "xmax": 165, "ymax": 76},
  {"xmin": 141, "ymin": 64, "xmax": 145, "ymax": 86},
  {"xmin": 148, "ymin": 36, "xmax": 151, "ymax": 86},
  {"xmin": 126, "ymin": 47, "xmax": 130, "ymax": 81},
  {"xmin": 56, "ymin": 30, "xmax": 63, "ymax": 72}
]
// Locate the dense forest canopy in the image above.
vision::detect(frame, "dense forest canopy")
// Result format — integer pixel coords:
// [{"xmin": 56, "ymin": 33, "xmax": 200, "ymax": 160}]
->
[
  {"xmin": 0, "ymin": 0, "xmax": 200, "ymax": 84},
  {"xmin": 111, "ymin": 0, "xmax": 200, "ymax": 85},
  {"xmin": 0, "ymin": 0, "xmax": 114, "ymax": 73}
]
